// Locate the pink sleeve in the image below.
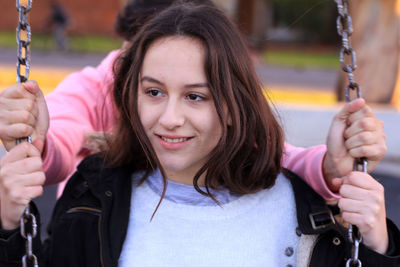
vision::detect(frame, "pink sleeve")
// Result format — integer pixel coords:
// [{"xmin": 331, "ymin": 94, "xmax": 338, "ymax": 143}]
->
[
  {"xmin": 42, "ymin": 50, "xmax": 120, "ymax": 186},
  {"xmin": 282, "ymin": 142, "xmax": 340, "ymax": 200}
]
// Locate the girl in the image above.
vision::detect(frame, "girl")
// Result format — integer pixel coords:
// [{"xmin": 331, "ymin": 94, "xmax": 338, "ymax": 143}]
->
[
  {"xmin": 0, "ymin": 2, "xmax": 398, "ymax": 266},
  {"xmin": 0, "ymin": 0, "xmax": 385, "ymax": 200}
]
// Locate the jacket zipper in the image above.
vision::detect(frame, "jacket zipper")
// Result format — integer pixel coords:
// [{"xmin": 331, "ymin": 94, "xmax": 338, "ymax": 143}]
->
[
  {"xmin": 98, "ymin": 214, "xmax": 105, "ymax": 267},
  {"xmin": 66, "ymin": 206, "xmax": 102, "ymax": 215}
]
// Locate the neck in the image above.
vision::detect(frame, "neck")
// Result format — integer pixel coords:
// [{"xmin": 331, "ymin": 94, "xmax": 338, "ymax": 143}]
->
[{"xmin": 165, "ymin": 170, "xmax": 206, "ymax": 187}]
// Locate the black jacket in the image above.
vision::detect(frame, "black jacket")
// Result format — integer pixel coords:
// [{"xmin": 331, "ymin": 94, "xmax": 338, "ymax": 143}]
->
[{"xmin": 1, "ymin": 155, "xmax": 399, "ymax": 266}]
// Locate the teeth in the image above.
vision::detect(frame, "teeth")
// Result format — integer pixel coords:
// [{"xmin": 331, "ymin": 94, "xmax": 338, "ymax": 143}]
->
[{"xmin": 161, "ymin": 136, "xmax": 188, "ymax": 143}]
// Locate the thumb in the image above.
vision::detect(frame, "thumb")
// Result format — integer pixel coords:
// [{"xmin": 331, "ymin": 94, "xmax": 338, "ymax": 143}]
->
[
  {"xmin": 23, "ymin": 80, "xmax": 40, "ymax": 95},
  {"xmin": 330, "ymin": 177, "xmax": 344, "ymax": 192},
  {"xmin": 32, "ymin": 138, "xmax": 45, "ymax": 154},
  {"xmin": 25, "ymin": 81, "xmax": 49, "ymax": 148},
  {"xmin": 334, "ymin": 98, "xmax": 366, "ymax": 124},
  {"xmin": 33, "ymin": 85, "xmax": 49, "ymax": 144}
]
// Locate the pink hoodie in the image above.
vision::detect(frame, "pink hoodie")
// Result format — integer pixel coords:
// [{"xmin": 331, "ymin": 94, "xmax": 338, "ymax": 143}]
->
[{"xmin": 42, "ymin": 50, "xmax": 337, "ymax": 199}]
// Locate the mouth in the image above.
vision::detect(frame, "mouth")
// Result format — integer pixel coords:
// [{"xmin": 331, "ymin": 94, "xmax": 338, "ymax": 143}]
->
[
  {"xmin": 160, "ymin": 136, "xmax": 191, "ymax": 143},
  {"xmin": 155, "ymin": 134, "xmax": 193, "ymax": 150},
  {"xmin": 156, "ymin": 134, "xmax": 193, "ymax": 143}
]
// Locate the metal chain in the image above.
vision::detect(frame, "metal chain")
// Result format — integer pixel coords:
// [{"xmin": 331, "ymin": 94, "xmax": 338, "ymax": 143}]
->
[
  {"xmin": 16, "ymin": 1, "xmax": 38, "ymax": 267},
  {"xmin": 16, "ymin": 0, "xmax": 32, "ymax": 83},
  {"xmin": 335, "ymin": 1, "xmax": 366, "ymax": 266}
]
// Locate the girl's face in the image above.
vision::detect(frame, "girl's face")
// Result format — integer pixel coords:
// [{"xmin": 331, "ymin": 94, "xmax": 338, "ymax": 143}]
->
[{"xmin": 138, "ymin": 36, "xmax": 222, "ymax": 185}]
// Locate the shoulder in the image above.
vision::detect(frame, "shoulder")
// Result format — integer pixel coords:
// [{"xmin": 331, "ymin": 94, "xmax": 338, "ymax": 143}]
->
[
  {"xmin": 53, "ymin": 154, "xmax": 133, "ymax": 214},
  {"xmin": 97, "ymin": 49, "xmax": 121, "ymax": 77},
  {"xmin": 59, "ymin": 154, "xmax": 133, "ymax": 200},
  {"xmin": 282, "ymin": 169, "xmax": 338, "ymax": 235},
  {"xmin": 74, "ymin": 153, "xmax": 134, "ymax": 184}
]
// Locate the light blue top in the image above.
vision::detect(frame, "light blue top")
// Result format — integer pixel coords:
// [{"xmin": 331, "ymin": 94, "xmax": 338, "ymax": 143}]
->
[
  {"xmin": 118, "ymin": 170, "xmax": 300, "ymax": 267},
  {"xmin": 145, "ymin": 169, "xmax": 240, "ymax": 206}
]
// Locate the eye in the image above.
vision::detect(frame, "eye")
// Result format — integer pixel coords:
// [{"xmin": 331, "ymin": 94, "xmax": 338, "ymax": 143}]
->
[
  {"xmin": 145, "ymin": 88, "xmax": 163, "ymax": 97},
  {"xmin": 186, "ymin": 93, "xmax": 205, "ymax": 101}
]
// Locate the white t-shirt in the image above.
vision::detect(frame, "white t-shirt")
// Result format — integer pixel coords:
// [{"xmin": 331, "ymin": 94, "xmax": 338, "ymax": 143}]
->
[{"xmin": 119, "ymin": 171, "xmax": 300, "ymax": 267}]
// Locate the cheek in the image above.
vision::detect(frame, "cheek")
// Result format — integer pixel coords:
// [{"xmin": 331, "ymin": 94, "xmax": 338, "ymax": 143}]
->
[
  {"xmin": 137, "ymin": 97, "xmax": 154, "ymax": 130},
  {"xmin": 199, "ymin": 109, "xmax": 223, "ymax": 139}
]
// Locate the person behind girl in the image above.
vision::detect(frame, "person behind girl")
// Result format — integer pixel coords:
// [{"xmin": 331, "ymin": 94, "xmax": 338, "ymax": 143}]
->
[
  {"xmin": 0, "ymin": 2, "xmax": 398, "ymax": 267},
  {"xmin": 0, "ymin": 0, "xmax": 386, "ymax": 200}
]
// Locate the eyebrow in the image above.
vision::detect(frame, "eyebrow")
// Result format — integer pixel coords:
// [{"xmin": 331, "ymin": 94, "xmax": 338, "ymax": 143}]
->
[{"xmin": 141, "ymin": 76, "xmax": 209, "ymax": 89}]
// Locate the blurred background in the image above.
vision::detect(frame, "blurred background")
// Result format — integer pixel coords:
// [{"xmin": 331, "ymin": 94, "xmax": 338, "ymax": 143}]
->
[{"xmin": 0, "ymin": 0, "xmax": 399, "ymax": 235}]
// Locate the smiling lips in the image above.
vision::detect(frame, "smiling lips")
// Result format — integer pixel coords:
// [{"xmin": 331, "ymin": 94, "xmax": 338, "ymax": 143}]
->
[{"xmin": 157, "ymin": 134, "xmax": 193, "ymax": 150}]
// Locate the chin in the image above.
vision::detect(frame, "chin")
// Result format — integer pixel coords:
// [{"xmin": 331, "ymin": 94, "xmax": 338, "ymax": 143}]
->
[{"xmin": 158, "ymin": 160, "xmax": 183, "ymax": 171}]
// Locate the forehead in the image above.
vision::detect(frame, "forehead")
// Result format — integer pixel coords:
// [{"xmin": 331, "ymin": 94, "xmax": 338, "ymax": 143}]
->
[{"xmin": 140, "ymin": 36, "xmax": 206, "ymax": 81}]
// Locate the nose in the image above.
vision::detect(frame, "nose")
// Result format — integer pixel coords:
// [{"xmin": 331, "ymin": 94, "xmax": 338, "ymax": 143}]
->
[{"xmin": 159, "ymin": 98, "xmax": 185, "ymax": 130}]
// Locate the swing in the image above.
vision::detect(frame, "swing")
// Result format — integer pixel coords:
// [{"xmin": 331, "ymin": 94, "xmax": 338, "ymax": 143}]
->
[
  {"xmin": 15, "ymin": 1, "xmax": 38, "ymax": 267},
  {"xmin": 335, "ymin": 1, "xmax": 366, "ymax": 266},
  {"xmin": 13, "ymin": 1, "xmax": 367, "ymax": 266}
]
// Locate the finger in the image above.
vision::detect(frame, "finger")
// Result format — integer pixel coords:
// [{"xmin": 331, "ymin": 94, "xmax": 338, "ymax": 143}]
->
[
  {"xmin": 25, "ymin": 81, "xmax": 45, "ymax": 118},
  {"xmin": 0, "ymin": 109, "xmax": 36, "ymax": 127},
  {"xmin": 347, "ymin": 103, "xmax": 374, "ymax": 126},
  {"xmin": 23, "ymin": 185, "xmax": 44, "ymax": 200},
  {"xmin": 1, "ymin": 157, "xmax": 43, "ymax": 179},
  {"xmin": 0, "ymin": 83, "xmax": 36, "ymax": 100},
  {"xmin": 2, "ymin": 171, "xmax": 45, "ymax": 191},
  {"xmin": 0, "ymin": 98, "xmax": 36, "ymax": 112},
  {"xmin": 343, "ymin": 98, "xmax": 366, "ymax": 115},
  {"xmin": 341, "ymin": 210, "xmax": 385, "ymax": 237},
  {"xmin": 19, "ymin": 172, "xmax": 46, "ymax": 187},
  {"xmin": 332, "ymin": 98, "xmax": 365, "ymax": 124},
  {"xmin": 340, "ymin": 173, "xmax": 384, "ymax": 197},
  {"xmin": 345, "ymin": 131, "xmax": 377, "ymax": 150},
  {"xmin": 348, "ymin": 143, "xmax": 387, "ymax": 161},
  {"xmin": 340, "ymin": 185, "xmax": 385, "ymax": 209},
  {"xmin": 8, "ymin": 184, "xmax": 44, "ymax": 206},
  {"xmin": 339, "ymin": 183, "xmax": 369, "ymax": 201},
  {"xmin": 23, "ymin": 80, "xmax": 40, "ymax": 95},
  {"xmin": 344, "ymin": 117, "xmax": 383, "ymax": 139},
  {"xmin": 340, "ymin": 173, "xmax": 377, "ymax": 194},
  {"xmin": 330, "ymin": 178, "xmax": 344, "ymax": 192},
  {"xmin": 32, "ymin": 138, "xmax": 45, "ymax": 154},
  {"xmin": 341, "ymin": 211, "xmax": 364, "ymax": 227},
  {"xmin": 0, "ymin": 123, "xmax": 34, "ymax": 142},
  {"xmin": 338, "ymin": 198, "xmax": 366, "ymax": 213},
  {"xmin": 340, "ymin": 195, "xmax": 383, "ymax": 218},
  {"xmin": 0, "ymin": 142, "xmax": 41, "ymax": 165}
]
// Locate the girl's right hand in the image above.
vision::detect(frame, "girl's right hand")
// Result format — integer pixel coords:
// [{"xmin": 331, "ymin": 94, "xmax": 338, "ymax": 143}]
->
[
  {"xmin": 0, "ymin": 81, "xmax": 49, "ymax": 153},
  {"xmin": 338, "ymin": 171, "xmax": 388, "ymax": 254},
  {"xmin": 0, "ymin": 142, "xmax": 45, "ymax": 230}
]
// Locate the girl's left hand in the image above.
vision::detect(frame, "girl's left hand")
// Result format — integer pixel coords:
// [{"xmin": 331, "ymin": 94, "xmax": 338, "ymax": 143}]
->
[
  {"xmin": 323, "ymin": 98, "xmax": 386, "ymax": 192},
  {"xmin": 338, "ymin": 171, "xmax": 388, "ymax": 254}
]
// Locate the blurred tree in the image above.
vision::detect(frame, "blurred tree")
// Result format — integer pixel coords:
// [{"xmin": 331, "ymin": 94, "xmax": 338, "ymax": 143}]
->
[
  {"xmin": 270, "ymin": 0, "xmax": 338, "ymax": 44},
  {"xmin": 237, "ymin": 0, "xmax": 272, "ymax": 49},
  {"xmin": 336, "ymin": 0, "xmax": 400, "ymax": 103},
  {"xmin": 237, "ymin": 0, "xmax": 255, "ymax": 35}
]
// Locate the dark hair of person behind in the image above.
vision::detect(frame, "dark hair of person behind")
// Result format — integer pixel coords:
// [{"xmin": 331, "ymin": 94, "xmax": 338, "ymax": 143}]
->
[
  {"xmin": 114, "ymin": 0, "xmax": 215, "ymax": 41},
  {"xmin": 107, "ymin": 2, "xmax": 284, "ymax": 198}
]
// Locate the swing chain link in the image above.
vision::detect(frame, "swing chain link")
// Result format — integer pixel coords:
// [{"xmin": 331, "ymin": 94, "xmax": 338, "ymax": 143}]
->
[
  {"xmin": 335, "ymin": 1, "xmax": 366, "ymax": 266},
  {"xmin": 16, "ymin": 1, "xmax": 38, "ymax": 267},
  {"xmin": 16, "ymin": 0, "xmax": 32, "ymax": 83},
  {"xmin": 335, "ymin": 0, "xmax": 361, "ymax": 103}
]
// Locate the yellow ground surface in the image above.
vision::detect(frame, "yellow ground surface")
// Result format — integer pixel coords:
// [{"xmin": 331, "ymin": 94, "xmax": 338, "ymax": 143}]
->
[
  {"xmin": 1, "ymin": 65, "xmax": 337, "ymax": 106},
  {"xmin": 0, "ymin": 65, "xmax": 79, "ymax": 96}
]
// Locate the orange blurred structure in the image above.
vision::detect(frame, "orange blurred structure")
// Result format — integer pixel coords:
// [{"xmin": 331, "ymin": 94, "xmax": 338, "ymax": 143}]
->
[{"xmin": 0, "ymin": 0, "xmax": 122, "ymax": 36}]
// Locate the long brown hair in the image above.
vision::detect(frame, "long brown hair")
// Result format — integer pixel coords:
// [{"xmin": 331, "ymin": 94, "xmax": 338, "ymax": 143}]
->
[{"xmin": 106, "ymin": 1, "xmax": 284, "ymax": 197}]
